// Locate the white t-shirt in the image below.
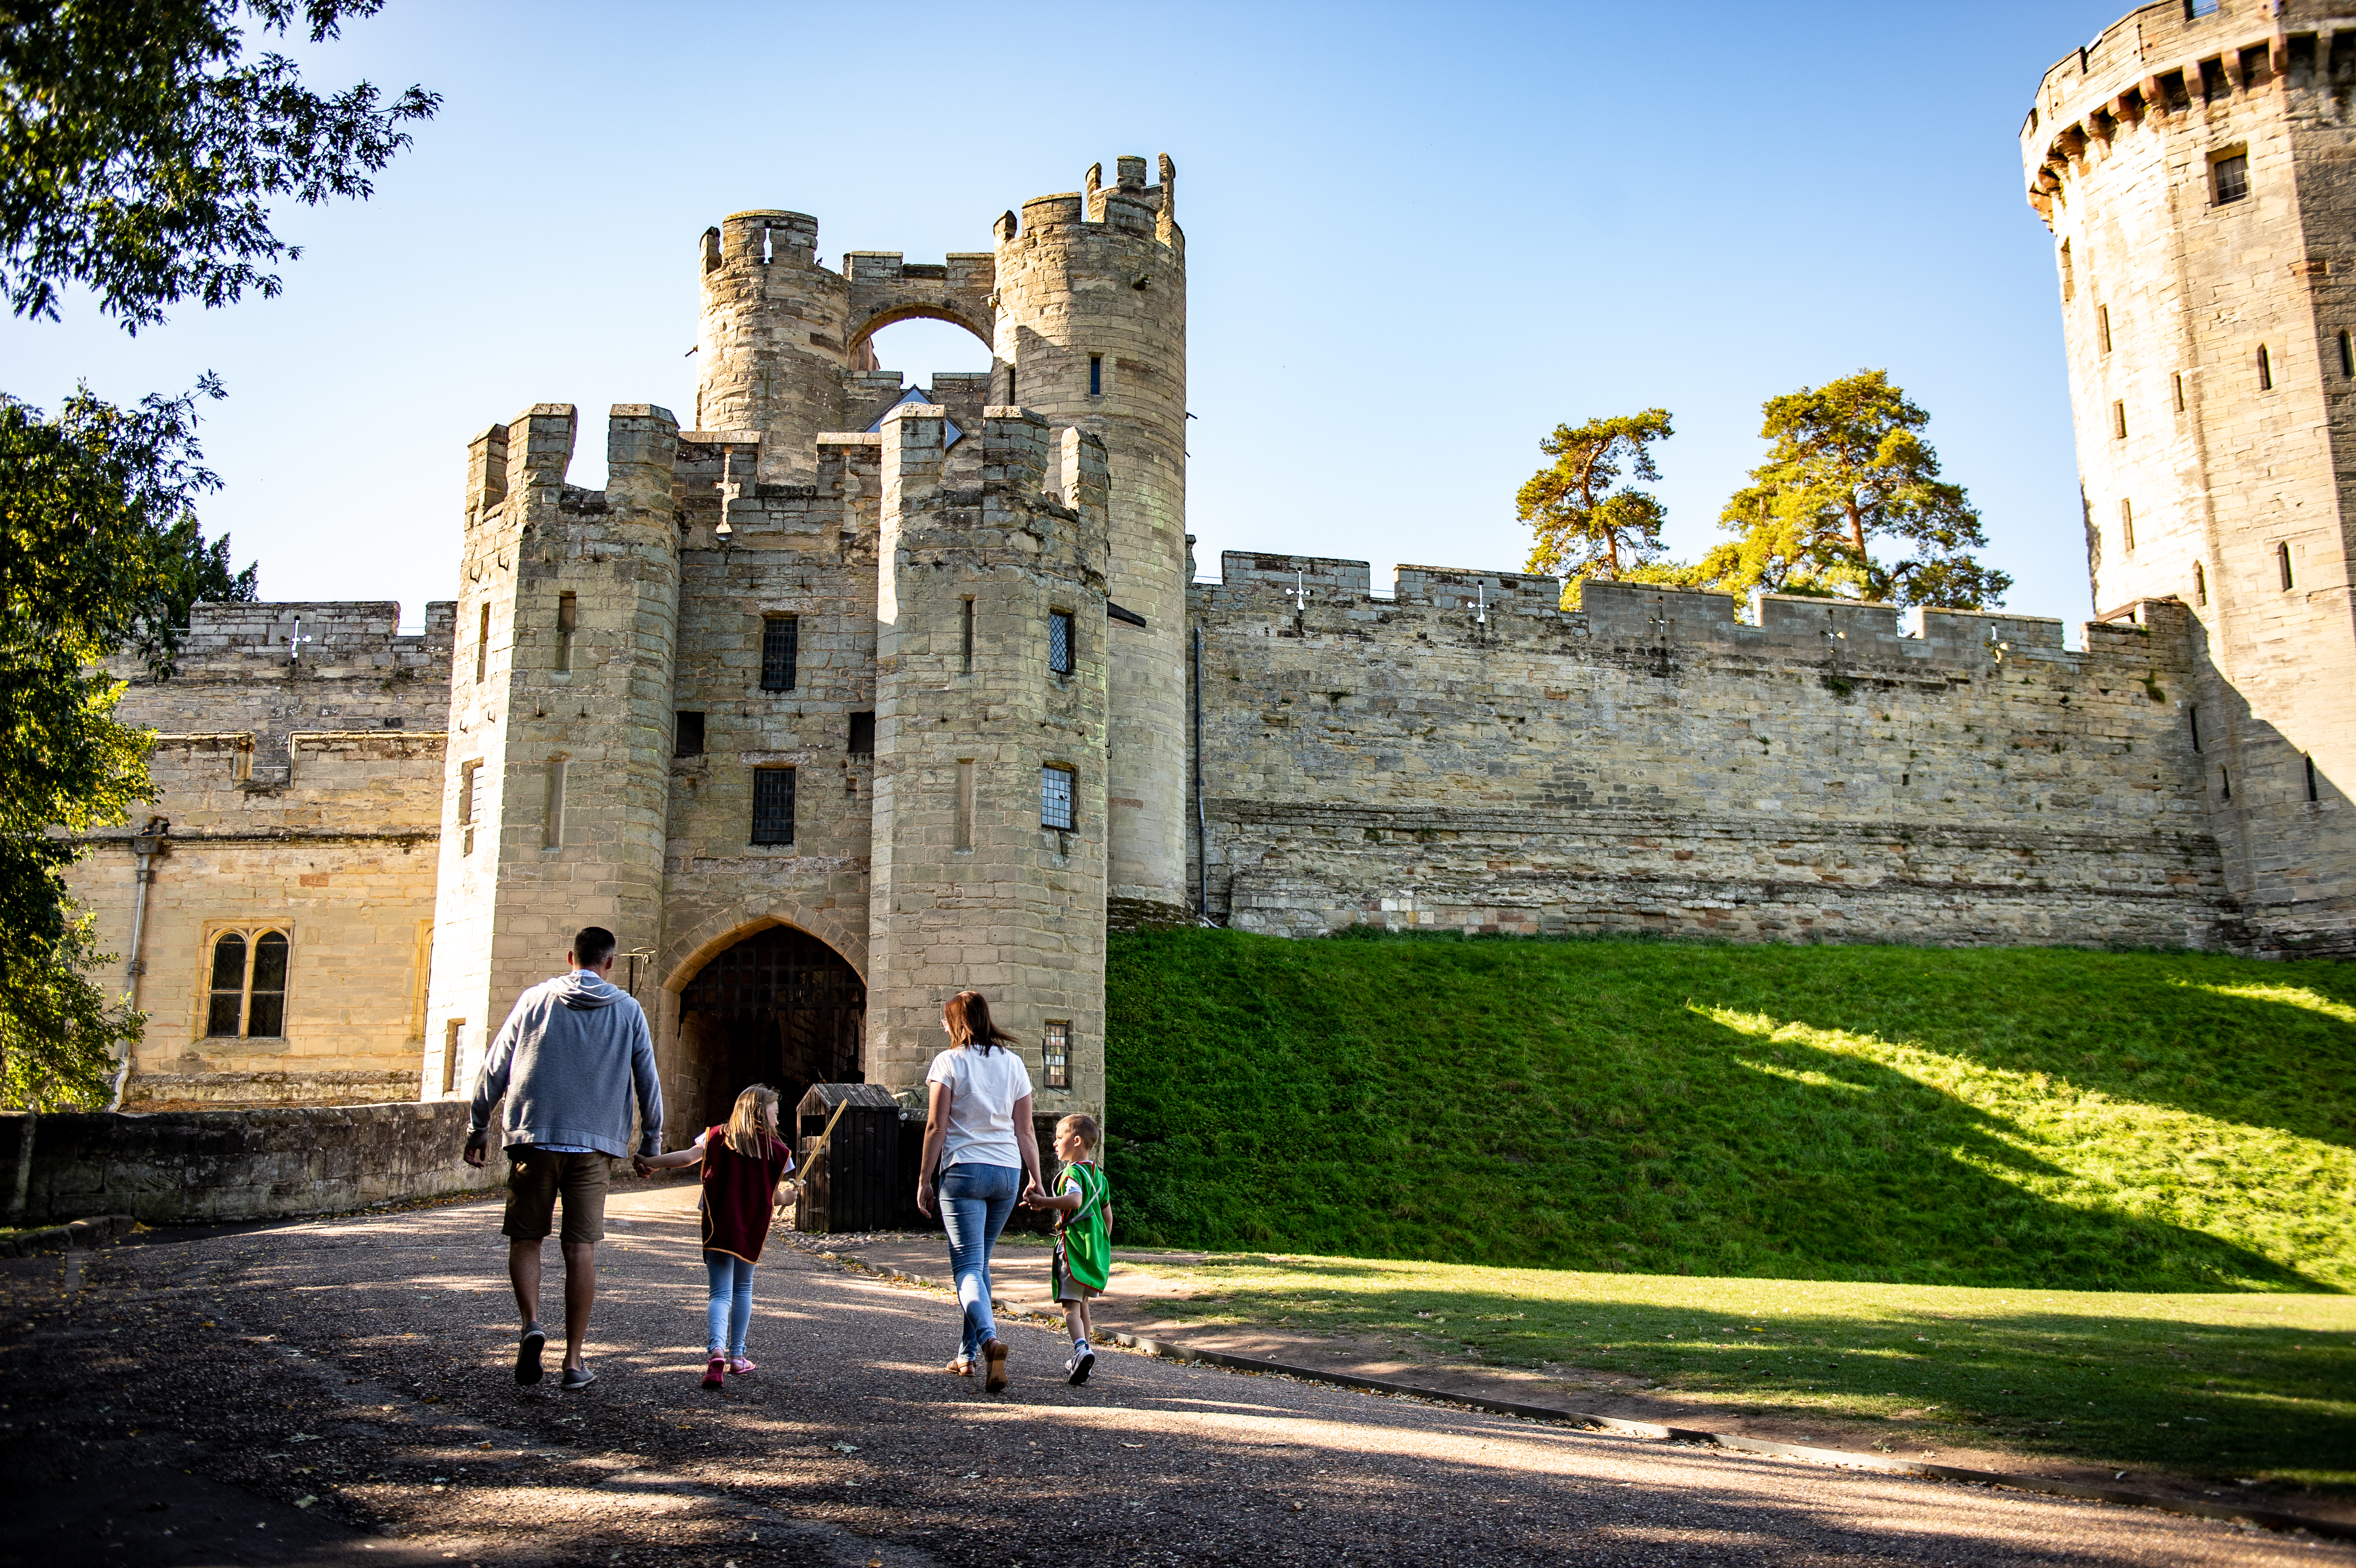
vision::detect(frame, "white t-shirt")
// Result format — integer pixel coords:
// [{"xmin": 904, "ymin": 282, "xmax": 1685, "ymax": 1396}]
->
[{"xmin": 926, "ymin": 1043, "xmax": 1035, "ymax": 1170}]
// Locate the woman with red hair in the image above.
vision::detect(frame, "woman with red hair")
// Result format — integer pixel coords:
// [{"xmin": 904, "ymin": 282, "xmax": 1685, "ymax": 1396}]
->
[{"xmin": 916, "ymin": 990, "xmax": 1044, "ymax": 1391}]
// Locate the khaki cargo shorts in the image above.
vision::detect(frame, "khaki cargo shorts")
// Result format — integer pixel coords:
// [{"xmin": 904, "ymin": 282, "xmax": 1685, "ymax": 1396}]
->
[{"xmin": 502, "ymin": 1149, "xmax": 611, "ymax": 1245}]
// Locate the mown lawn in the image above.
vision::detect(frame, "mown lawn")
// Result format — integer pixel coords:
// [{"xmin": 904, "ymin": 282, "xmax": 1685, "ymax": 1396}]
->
[
  {"xmin": 1103, "ymin": 929, "xmax": 2356, "ymax": 1291},
  {"xmin": 1124, "ymin": 1250, "xmax": 2356, "ymax": 1493}
]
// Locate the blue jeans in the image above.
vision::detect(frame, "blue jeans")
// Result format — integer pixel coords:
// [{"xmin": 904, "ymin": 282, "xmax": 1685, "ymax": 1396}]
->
[
  {"xmin": 938, "ymin": 1162, "xmax": 1021, "ymax": 1360},
  {"xmin": 704, "ymin": 1251, "xmax": 755, "ymax": 1357}
]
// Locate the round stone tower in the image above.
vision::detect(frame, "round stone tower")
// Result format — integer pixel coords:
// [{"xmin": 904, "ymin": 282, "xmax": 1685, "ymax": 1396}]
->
[
  {"xmin": 993, "ymin": 155, "xmax": 1190, "ymax": 920},
  {"xmin": 693, "ymin": 210, "xmax": 851, "ymax": 480},
  {"xmin": 2024, "ymin": 1, "xmax": 2356, "ymax": 952}
]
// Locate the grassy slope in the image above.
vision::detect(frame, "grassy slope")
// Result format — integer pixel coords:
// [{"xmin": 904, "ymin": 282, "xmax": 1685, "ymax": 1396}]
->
[
  {"xmin": 1131, "ymin": 1252, "xmax": 2356, "ymax": 1491},
  {"xmin": 1103, "ymin": 930, "xmax": 2356, "ymax": 1293}
]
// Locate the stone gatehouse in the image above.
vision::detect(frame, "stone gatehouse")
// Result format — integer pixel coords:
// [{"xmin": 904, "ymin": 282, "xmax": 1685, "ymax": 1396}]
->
[{"xmin": 62, "ymin": 111, "xmax": 2356, "ymax": 1131}]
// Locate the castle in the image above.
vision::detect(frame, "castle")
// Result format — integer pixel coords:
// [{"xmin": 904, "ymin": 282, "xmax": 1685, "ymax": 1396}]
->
[{"xmin": 59, "ymin": 5, "xmax": 2356, "ymax": 1139}]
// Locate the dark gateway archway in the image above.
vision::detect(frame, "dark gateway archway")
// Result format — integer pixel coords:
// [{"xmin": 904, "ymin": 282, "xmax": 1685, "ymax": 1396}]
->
[{"xmin": 674, "ymin": 925, "xmax": 866, "ymax": 1137}]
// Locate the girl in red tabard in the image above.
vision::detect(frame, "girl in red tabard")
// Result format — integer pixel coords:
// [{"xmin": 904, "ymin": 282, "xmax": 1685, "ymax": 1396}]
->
[{"xmin": 638, "ymin": 1085, "xmax": 795, "ymax": 1390}]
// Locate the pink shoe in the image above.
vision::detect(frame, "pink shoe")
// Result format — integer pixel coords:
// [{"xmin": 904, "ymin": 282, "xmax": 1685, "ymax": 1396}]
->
[
  {"xmin": 727, "ymin": 1357, "xmax": 757, "ymax": 1376},
  {"xmin": 701, "ymin": 1354, "xmax": 725, "ymax": 1391}
]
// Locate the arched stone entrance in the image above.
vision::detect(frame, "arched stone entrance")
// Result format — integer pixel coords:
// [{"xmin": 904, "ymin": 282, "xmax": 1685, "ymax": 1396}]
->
[{"xmin": 672, "ymin": 925, "xmax": 866, "ymax": 1138}]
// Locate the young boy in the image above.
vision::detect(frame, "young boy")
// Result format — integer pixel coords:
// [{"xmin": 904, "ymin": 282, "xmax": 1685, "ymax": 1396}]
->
[{"xmin": 1027, "ymin": 1113, "xmax": 1112, "ymax": 1384}]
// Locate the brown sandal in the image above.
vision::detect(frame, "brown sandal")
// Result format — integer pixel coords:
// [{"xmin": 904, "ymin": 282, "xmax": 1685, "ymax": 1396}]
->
[
  {"xmin": 945, "ymin": 1356, "xmax": 973, "ymax": 1377},
  {"xmin": 982, "ymin": 1337, "xmax": 1009, "ymax": 1393}
]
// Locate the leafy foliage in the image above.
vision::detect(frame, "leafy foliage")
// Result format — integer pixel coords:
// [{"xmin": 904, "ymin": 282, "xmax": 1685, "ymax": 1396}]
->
[
  {"xmin": 0, "ymin": 382, "xmax": 255, "ymax": 1106},
  {"xmin": 1106, "ymin": 928, "xmax": 2356, "ymax": 1291},
  {"xmin": 0, "ymin": 0, "xmax": 439, "ymax": 331},
  {"xmin": 1694, "ymin": 370, "xmax": 2011, "ymax": 609},
  {"xmin": 1516, "ymin": 409, "xmax": 1683, "ymax": 603}
]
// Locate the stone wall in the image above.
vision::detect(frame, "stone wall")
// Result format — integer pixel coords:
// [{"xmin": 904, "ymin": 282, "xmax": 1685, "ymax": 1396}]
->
[
  {"xmin": 1187, "ymin": 569, "xmax": 2238, "ymax": 947},
  {"xmin": 2024, "ymin": 1, "xmax": 2356, "ymax": 953},
  {"xmin": 63, "ymin": 601, "xmax": 454, "ymax": 1108},
  {"xmin": 0, "ymin": 1102, "xmax": 496, "ymax": 1226}
]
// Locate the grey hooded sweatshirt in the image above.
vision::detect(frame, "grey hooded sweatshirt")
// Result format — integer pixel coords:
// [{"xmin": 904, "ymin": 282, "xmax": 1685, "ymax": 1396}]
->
[{"xmin": 469, "ymin": 970, "xmax": 663, "ymax": 1158}]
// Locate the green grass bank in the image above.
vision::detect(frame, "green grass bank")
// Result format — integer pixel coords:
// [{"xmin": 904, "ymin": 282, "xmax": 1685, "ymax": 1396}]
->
[{"xmin": 1102, "ymin": 930, "xmax": 2356, "ymax": 1293}]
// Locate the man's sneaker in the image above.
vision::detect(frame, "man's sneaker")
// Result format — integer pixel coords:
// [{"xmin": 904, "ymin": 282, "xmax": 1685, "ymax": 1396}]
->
[
  {"xmin": 559, "ymin": 1362, "xmax": 596, "ymax": 1391},
  {"xmin": 1066, "ymin": 1346, "xmax": 1095, "ymax": 1385},
  {"xmin": 515, "ymin": 1324, "xmax": 546, "ymax": 1386}
]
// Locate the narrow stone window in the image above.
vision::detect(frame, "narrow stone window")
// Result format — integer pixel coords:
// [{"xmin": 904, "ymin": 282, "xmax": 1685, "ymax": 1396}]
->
[
  {"xmin": 2173, "ymin": 371, "xmax": 2186, "ymax": 411},
  {"xmin": 1041, "ymin": 1020, "xmax": 1071, "ymax": 1089},
  {"xmin": 556, "ymin": 591, "xmax": 577, "ymax": 673},
  {"xmin": 2097, "ymin": 305, "xmax": 2112, "ymax": 354},
  {"xmin": 2214, "ymin": 151, "xmax": 2249, "ymax": 204},
  {"xmin": 751, "ymin": 766, "xmax": 796, "ymax": 846},
  {"xmin": 2220, "ymin": 765, "xmax": 2232, "ymax": 801},
  {"xmin": 543, "ymin": 755, "xmax": 567, "ymax": 849},
  {"xmin": 675, "ymin": 711, "xmax": 705, "ymax": 758},
  {"xmin": 955, "ymin": 759, "xmax": 975, "ymax": 851},
  {"xmin": 208, "ymin": 928, "xmax": 289, "ymax": 1038},
  {"xmin": 2308, "ymin": 754, "xmax": 2321, "ymax": 803},
  {"xmin": 459, "ymin": 760, "xmax": 483, "ymax": 855},
  {"xmin": 206, "ymin": 931, "xmax": 246, "ymax": 1036},
  {"xmin": 2194, "ymin": 560, "xmax": 2207, "ymax": 604},
  {"xmin": 2120, "ymin": 499, "xmax": 2134, "ymax": 554},
  {"xmin": 848, "ymin": 711, "xmax": 875, "ymax": 755},
  {"xmin": 440, "ymin": 1018, "xmax": 465, "ymax": 1096},
  {"xmin": 2341, "ymin": 332, "xmax": 2353, "ymax": 378},
  {"xmin": 2189, "ymin": 705, "xmax": 2202, "ymax": 752},
  {"xmin": 1048, "ymin": 609, "xmax": 1074, "ymax": 676},
  {"xmin": 760, "ymin": 615, "xmax": 799, "ymax": 692},
  {"xmin": 2113, "ymin": 400, "xmax": 2127, "ymax": 440},
  {"xmin": 474, "ymin": 602, "xmax": 491, "ymax": 684},
  {"xmin": 2059, "ymin": 240, "xmax": 2074, "ymax": 302},
  {"xmin": 1006, "ymin": 367, "xmax": 1017, "ymax": 405},
  {"xmin": 960, "ymin": 597, "xmax": 975, "ymax": 673},
  {"xmin": 1089, "ymin": 356, "xmax": 1103, "ymax": 396},
  {"xmin": 2278, "ymin": 541, "xmax": 2296, "ymax": 590},
  {"xmin": 2257, "ymin": 344, "xmax": 2273, "ymax": 390},
  {"xmin": 1040, "ymin": 764, "xmax": 1076, "ymax": 831}
]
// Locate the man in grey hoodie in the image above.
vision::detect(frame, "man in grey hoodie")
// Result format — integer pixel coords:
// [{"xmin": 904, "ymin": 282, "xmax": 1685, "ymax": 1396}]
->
[{"xmin": 464, "ymin": 926, "xmax": 663, "ymax": 1389}]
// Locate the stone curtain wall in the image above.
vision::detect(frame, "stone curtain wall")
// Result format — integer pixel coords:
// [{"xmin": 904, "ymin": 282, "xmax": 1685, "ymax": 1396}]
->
[
  {"xmin": 0, "ymin": 1102, "xmax": 496, "ymax": 1226},
  {"xmin": 1187, "ymin": 570, "xmax": 2236, "ymax": 948},
  {"xmin": 63, "ymin": 602, "xmax": 455, "ymax": 1109},
  {"xmin": 2023, "ymin": 1, "xmax": 2356, "ymax": 952}
]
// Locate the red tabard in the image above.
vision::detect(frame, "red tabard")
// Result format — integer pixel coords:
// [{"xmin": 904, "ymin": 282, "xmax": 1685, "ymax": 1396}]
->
[{"xmin": 698, "ymin": 1126, "xmax": 793, "ymax": 1263}]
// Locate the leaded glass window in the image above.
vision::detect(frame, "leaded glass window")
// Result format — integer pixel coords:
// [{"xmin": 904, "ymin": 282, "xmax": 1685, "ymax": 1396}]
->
[
  {"xmin": 753, "ymin": 767, "xmax": 796, "ymax": 845},
  {"xmin": 1048, "ymin": 610, "xmax": 1073, "ymax": 676},
  {"xmin": 1041, "ymin": 764, "xmax": 1075, "ymax": 830},
  {"xmin": 761, "ymin": 616, "xmax": 799, "ymax": 691}
]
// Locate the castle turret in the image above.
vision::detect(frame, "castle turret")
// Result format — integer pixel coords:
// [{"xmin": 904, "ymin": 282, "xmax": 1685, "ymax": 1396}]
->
[
  {"xmin": 992, "ymin": 155, "xmax": 1189, "ymax": 923},
  {"xmin": 694, "ymin": 211, "xmax": 851, "ymax": 482},
  {"xmin": 422, "ymin": 403, "xmax": 684, "ymax": 1097},
  {"xmin": 863, "ymin": 403, "xmax": 1111, "ymax": 1118},
  {"xmin": 2025, "ymin": 3, "xmax": 2356, "ymax": 953}
]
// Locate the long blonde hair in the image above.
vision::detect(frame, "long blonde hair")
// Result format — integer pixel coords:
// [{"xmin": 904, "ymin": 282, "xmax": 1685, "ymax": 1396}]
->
[{"xmin": 723, "ymin": 1084, "xmax": 781, "ymax": 1157}]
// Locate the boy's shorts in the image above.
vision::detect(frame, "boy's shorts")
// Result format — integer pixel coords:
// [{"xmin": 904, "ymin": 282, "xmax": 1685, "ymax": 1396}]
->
[
  {"xmin": 1052, "ymin": 1243, "xmax": 1102, "ymax": 1303},
  {"xmin": 502, "ymin": 1149, "xmax": 611, "ymax": 1244}
]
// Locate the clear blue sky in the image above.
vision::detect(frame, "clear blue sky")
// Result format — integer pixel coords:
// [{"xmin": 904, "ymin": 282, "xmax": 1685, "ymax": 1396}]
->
[{"xmin": 4, "ymin": 0, "xmax": 2131, "ymax": 633}]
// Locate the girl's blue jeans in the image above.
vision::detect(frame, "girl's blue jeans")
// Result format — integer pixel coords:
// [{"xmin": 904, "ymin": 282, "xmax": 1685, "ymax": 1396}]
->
[
  {"xmin": 704, "ymin": 1250, "xmax": 755, "ymax": 1357},
  {"xmin": 938, "ymin": 1162, "xmax": 1021, "ymax": 1360}
]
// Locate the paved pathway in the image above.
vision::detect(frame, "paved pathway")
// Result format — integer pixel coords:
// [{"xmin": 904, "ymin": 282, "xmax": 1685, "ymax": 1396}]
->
[{"xmin": 0, "ymin": 1184, "xmax": 2341, "ymax": 1568}]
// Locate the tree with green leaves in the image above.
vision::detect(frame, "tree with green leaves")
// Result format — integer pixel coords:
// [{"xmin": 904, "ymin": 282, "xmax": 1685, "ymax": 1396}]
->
[
  {"xmin": 1695, "ymin": 370, "xmax": 2010, "ymax": 610},
  {"xmin": 0, "ymin": 0, "xmax": 435, "ymax": 1107},
  {"xmin": 1516, "ymin": 409, "xmax": 1687, "ymax": 606}
]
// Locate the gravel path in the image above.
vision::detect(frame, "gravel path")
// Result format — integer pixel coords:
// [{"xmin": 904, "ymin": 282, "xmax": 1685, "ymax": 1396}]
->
[{"xmin": 0, "ymin": 1182, "xmax": 2340, "ymax": 1568}]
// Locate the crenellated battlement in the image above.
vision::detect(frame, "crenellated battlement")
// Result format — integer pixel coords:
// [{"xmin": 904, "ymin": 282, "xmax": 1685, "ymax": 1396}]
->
[
  {"xmin": 1195, "ymin": 554, "xmax": 2173, "ymax": 678},
  {"xmin": 2018, "ymin": 0, "xmax": 2356, "ymax": 223}
]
